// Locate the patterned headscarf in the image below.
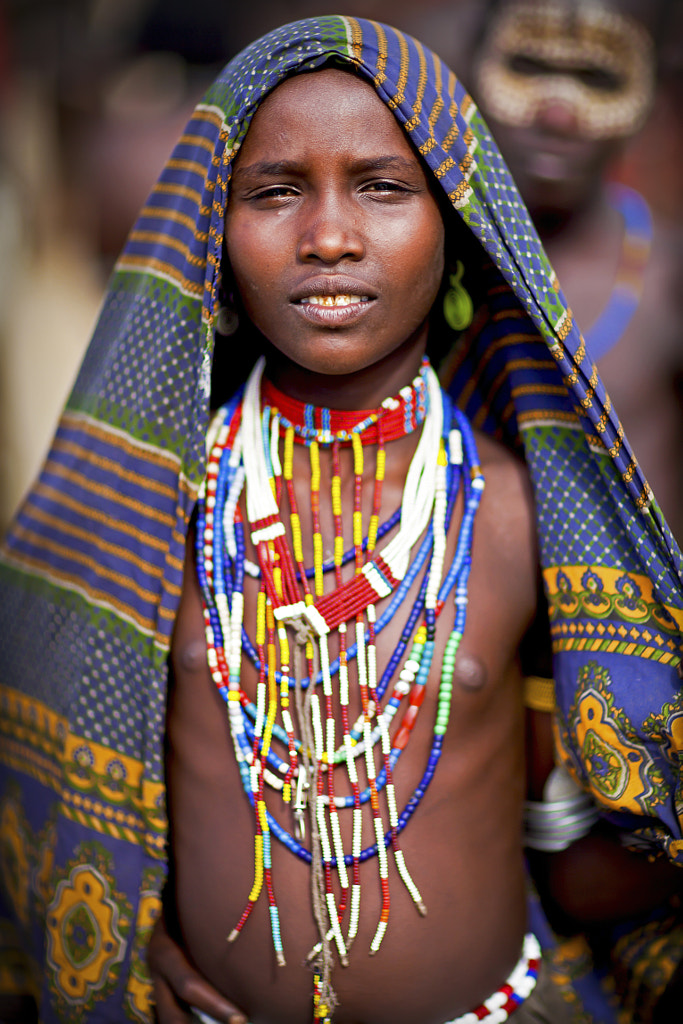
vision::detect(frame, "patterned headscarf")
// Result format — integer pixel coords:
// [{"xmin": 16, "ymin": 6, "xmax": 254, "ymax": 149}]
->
[{"xmin": 0, "ymin": 16, "xmax": 681, "ymax": 1021}]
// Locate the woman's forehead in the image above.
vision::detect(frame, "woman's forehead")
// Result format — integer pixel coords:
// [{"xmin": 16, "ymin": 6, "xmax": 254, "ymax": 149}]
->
[
  {"xmin": 251, "ymin": 68, "xmax": 390, "ymax": 126},
  {"xmin": 234, "ymin": 68, "xmax": 418, "ymax": 163}
]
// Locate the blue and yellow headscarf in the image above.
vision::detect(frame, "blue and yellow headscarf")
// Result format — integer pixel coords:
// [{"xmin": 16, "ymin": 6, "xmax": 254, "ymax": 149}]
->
[{"xmin": 0, "ymin": 16, "xmax": 681, "ymax": 1022}]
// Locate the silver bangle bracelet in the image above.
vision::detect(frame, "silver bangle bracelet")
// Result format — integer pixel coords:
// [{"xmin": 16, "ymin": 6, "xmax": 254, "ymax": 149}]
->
[{"xmin": 524, "ymin": 766, "xmax": 599, "ymax": 852}]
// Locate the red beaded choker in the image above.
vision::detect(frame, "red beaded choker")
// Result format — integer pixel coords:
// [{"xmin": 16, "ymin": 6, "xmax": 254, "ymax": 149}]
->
[{"xmin": 260, "ymin": 357, "xmax": 430, "ymax": 446}]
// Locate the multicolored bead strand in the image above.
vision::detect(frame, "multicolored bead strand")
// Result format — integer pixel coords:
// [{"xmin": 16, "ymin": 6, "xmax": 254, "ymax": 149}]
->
[{"xmin": 443, "ymin": 933, "xmax": 541, "ymax": 1024}]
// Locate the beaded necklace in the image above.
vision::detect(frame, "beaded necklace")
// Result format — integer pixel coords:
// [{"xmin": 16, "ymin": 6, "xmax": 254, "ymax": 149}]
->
[{"xmin": 196, "ymin": 357, "xmax": 484, "ymax": 1023}]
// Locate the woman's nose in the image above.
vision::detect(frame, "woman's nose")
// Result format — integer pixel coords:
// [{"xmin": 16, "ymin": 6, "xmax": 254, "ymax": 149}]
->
[{"xmin": 297, "ymin": 192, "xmax": 365, "ymax": 263}]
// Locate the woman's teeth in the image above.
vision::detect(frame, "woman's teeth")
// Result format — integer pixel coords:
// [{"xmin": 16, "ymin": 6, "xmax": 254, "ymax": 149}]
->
[{"xmin": 301, "ymin": 295, "xmax": 368, "ymax": 307}]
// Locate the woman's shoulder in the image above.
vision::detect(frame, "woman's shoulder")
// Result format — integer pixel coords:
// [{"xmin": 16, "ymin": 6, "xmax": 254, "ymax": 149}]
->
[
  {"xmin": 470, "ymin": 427, "xmax": 538, "ymax": 568},
  {"xmin": 474, "ymin": 430, "xmax": 534, "ymax": 503}
]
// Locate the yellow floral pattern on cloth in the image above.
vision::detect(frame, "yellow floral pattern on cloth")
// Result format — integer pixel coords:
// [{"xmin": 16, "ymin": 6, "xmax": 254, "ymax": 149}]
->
[
  {"xmin": 0, "ymin": 788, "xmax": 32, "ymax": 928},
  {"xmin": 64, "ymin": 732, "xmax": 166, "ymax": 856},
  {"xmin": 45, "ymin": 842, "xmax": 132, "ymax": 1021},
  {"xmin": 0, "ymin": 917, "xmax": 39, "ymax": 1001},
  {"xmin": 642, "ymin": 697, "xmax": 683, "ymax": 844},
  {"xmin": 554, "ymin": 661, "xmax": 666, "ymax": 817},
  {"xmin": 544, "ymin": 933, "xmax": 610, "ymax": 1024},
  {"xmin": 0, "ymin": 683, "xmax": 166, "ymax": 858},
  {"xmin": 0, "ymin": 779, "xmax": 59, "ymax": 938},
  {"xmin": 0, "ymin": 684, "xmax": 165, "ymax": 1019},
  {"xmin": 605, "ymin": 912, "xmax": 683, "ymax": 1024},
  {"xmin": 124, "ymin": 868, "xmax": 163, "ymax": 1023},
  {"xmin": 545, "ymin": 566, "xmax": 683, "ymax": 663},
  {"xmin": 35, "ymin": 820, "xmax": 58, "ymax": 914}
]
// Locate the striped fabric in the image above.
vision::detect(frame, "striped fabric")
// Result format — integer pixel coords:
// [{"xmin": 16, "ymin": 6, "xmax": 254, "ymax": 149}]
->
[{"xmin": 0, "ymin": 16, "xmax": 681, "ymax": 1022}]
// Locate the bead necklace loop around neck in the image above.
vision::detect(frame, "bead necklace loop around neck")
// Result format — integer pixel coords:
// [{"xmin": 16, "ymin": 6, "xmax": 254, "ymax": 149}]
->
[{"xmin": 260, "ymin": 357, "xmax": 430, "ymax": 446}]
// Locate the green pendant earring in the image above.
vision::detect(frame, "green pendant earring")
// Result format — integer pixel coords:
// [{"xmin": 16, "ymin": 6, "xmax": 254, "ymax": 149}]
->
[{"xmin": 443, "ymin": 260, "xmax": 473, "ymax": 332}]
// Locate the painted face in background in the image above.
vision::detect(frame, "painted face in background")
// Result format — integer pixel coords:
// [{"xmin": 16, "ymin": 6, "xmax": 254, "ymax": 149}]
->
[
  {"xmin": 474, "ymin": 0, "xmax": 656, "ymax": 215},
  {"xmin": 225, "ymin": 69, "xmax": 446, "ymax": 398}
]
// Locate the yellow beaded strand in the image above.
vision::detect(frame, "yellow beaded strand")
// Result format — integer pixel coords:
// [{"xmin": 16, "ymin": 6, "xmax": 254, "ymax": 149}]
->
[{"xmin": 310, "ymin": 439, "xmax": 324, "ymax": 597}]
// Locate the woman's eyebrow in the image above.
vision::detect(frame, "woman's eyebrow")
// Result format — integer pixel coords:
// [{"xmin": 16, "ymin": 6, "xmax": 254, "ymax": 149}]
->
[
  {"xmin": 350, "ymin": 155, "xmax": 417, "ymax": 172},
  {"xmin": 232, "ymin": 160, "xmax": 301, "ymax": 182},
  {"xmin": 232, "ymin": 154, "xmax": 418, "ymax": 182}
]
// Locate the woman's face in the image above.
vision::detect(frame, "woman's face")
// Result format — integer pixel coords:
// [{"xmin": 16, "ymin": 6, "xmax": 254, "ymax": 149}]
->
[{"xmin": 225, "ymin": 69, "xmax": 445, "ymax": 395}]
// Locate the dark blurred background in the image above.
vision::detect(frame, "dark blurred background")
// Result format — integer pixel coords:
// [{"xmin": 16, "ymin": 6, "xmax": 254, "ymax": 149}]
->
[{"xmin": 1, "ymin": 0, "xmax": 682, "ymax": 528}]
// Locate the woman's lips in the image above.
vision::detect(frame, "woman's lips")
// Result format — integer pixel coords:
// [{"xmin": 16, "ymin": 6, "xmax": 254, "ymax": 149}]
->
[{"xmin": 293, "ymin": 293, "xmax": 374, "ymax": 326}]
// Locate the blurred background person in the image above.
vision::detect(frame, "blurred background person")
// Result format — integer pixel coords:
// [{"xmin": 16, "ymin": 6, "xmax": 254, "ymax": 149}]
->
[
  {"xmin": 469, "ymin": 0, "xmax": 683, "ymax": 544},
  {"xmin": 468, "ymin": 4, "xmax": 683, "ymax": 1020}
]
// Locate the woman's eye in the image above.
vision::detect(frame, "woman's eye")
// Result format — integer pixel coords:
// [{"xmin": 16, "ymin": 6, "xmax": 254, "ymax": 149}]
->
[
  {"xmin": 362, "ymin": 180, "xmax": 410, "ymax": 195},
  {"xmin": 252, "ymin": 185, "xmax": 299, "ymax": 200}
]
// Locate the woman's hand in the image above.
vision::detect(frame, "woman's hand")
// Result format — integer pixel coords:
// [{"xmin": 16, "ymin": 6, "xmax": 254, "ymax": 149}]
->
[{"xmin": 148, "ymin": 913, "xmax": 248, "ymax": 1024}]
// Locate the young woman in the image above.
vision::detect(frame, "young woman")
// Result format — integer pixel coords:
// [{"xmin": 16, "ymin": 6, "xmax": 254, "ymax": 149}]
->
[{"xmin": 0, "ymin": 16, "xmax": 681, "ymax": 1024}]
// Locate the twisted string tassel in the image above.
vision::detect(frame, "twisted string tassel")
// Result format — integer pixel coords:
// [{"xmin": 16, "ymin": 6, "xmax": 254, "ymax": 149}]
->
[{"xmin": 295, "ymin": 641, "xmax": 339, "ymax": 1020}]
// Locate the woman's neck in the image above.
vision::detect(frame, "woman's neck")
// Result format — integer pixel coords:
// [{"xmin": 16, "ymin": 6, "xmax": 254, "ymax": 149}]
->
[{"xmin": 261, "ymin": 337, "xmax": 429, "ymax": 411}]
